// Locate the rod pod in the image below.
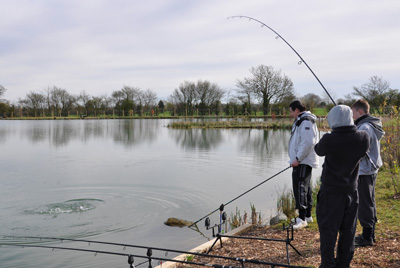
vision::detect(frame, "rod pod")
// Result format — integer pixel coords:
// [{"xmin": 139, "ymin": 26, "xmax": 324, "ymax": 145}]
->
[{"xmin": 189, "ymin": 166, "xmax": 291, "ymax": 227}]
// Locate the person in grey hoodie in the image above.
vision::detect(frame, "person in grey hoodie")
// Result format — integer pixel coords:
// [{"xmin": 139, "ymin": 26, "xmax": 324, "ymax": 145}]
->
[
  {"xmin": 288, "ymin": 100, "xmax": 319, "ymax": 229},
  {"xmin": 315, "ymin": 105, "xmax": 369, "ymax": 268},
  {"xmin": 351, "ymin": 99, "xmax": 385, "ymax": 247}
]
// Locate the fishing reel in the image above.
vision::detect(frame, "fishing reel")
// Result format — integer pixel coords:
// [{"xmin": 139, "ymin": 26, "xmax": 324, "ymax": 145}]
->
[
  {"xmin": 127, "ymin": 248, "xmax": 153, "ymax": 268},
  {"xmin": 128, "ymin": 255, "xmax": 134, "ymax": 268},
  {"xmin": 205, "ymin": 204, "xmax": 227, "ymax": 237}
]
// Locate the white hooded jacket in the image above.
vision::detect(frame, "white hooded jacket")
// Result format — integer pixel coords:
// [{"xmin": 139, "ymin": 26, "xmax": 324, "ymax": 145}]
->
[{"xmin": 288, "ymin": 111, "xmax": 319, "ymax": 168}]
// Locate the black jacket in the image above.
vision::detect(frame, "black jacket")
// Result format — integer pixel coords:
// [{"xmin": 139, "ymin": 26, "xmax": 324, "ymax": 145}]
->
[{"xmin": 314, "ymin": 125, "xmax": 369, "ymax": 193}]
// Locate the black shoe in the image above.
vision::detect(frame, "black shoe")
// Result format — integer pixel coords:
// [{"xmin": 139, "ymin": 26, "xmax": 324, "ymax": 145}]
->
[{"xmin": 355, "ymin": 235, "xmax": 374, "ymax": 247}]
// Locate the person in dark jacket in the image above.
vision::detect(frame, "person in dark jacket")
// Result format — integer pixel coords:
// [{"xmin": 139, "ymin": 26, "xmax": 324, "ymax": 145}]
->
[{"xmin": 314, "ymin": 105, "xmax": 369, "ymax": 268}]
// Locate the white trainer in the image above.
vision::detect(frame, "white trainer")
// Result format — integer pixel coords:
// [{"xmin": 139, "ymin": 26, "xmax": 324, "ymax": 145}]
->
[
  {"xmin": 305, "ymin": 216, "xmax": 313, "ymax": 223},
  {"xmin": 293, "ymin": 218, "xmax": 308, "ymax": 230}
]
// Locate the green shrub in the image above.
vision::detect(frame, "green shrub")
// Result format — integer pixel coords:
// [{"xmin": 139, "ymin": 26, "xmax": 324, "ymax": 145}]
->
[{"xmin": 276, "ymin": 188, "xmax": 296, "ymax": 220}]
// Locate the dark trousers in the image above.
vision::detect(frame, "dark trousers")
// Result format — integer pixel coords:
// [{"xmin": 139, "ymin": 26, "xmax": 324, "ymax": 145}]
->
[
  {"xmin": 358, "ymin": 174, "xmax": 377, "ymax": 232},
  {"xmin": 292, "ymin": 165, "xmax": 313, "ymax": 220},
  {"xmin": 316, "ymin": 190, "xmax": 358, "ymax": 268}
]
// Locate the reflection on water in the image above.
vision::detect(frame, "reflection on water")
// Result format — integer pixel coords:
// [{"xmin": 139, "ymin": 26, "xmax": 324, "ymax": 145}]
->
[
  {"xmin": 237, "ymin": 129, "xmax": 291, "ymax": 161},
  {"xmin": 1, "ymin": 120, "xmax": 290, "ymax": 153},
  {"xmin": 8, "ymin": 120, "xmax": 161, "ymax": 147},
  {"xmin": 169, "ymin": 128, "xmax": 224, "ymax": 150},
  {"xmin": 111, "ymin": 120, "xmax": 160, "ymax": 146},
  {"xmin": 0, "ymin": 119, "xmax": 322, "ymax": 268}
]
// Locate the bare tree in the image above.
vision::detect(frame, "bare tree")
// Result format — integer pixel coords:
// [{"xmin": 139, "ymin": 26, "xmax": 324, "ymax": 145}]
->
[
  {"xmin": 121, "ymin": 85, "xmax": 141, "ymax": 102},
  {"xmin": 236, "ymin": 79, "xmax": 255, "ymax": 114},
  {"xmin": 196, "ymin": 80, "xmax": 224, "ymax": 115},
  {"xmin": 79, "ymin": 91, "xmax": 91, "ymax": 115},
  {"xmin": 19, "ymin": 91, "xmax": 47, "ymax": 117},
  {"xmin": 301, "ymin": 93, "xmax": 322, "ymax": 111},
  {"xmin": 109, "ymin": 86, "xmax": 142, "ymax": 114},
  {"xmin": 43, "ymin": 87, "xmax": 52, "ymax": 115},
  {"xmin": 91, "ymin": 96, "xmax": 104, "ymax": 116},
  {"xmin": 49, "ymin": 86, "xmax": 76, "ymax": 116},
  {"xmin": 142, "ymin": 89, "xmax": 158, "ymax": 112},
  {"xmin": 120, "ymin": 85, "xmax": 142, "ymax": 113},
  {"xmin": 100, "ymin": 94, "xmax": 112, "ymax": 113},
  {"xmin": 111, "ymin": 90, "xmax": 124, "ymax": 112},
  {"xmin": 336, "ymin": 93, "xmax": 356, "ymax": 106},
  {"xmin": 320, "ymin": 90, "xmax": 337, "ymax": 107},
  {"xmin": 352, "ymin": 76, "xmax": 390, "ymax": 107},
  {"xmin": 238, "ymin": 65, "xmax": 294, "ymax": 115},
  {"xmin": 168, "ymin": 80, "xmax": 224, "ymax": 116},
  {"xmin": 168, "ymin": 81, "xmax": 196, "ymax": 115}
]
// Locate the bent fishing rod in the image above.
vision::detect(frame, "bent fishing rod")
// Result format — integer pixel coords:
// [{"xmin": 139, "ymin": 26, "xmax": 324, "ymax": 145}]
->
[
  {"xmin": 189, "ymin": 165, "xmax": 291, "ymax": 227},
  {"xmin": 227, "ymin": 15, "xmax": 337, "ymax": 106}
]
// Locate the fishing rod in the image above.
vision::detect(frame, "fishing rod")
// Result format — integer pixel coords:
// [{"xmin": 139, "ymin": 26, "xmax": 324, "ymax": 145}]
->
[
  {"xmin": 189, "ymin": 165, "xmax": 291, "ymax": 227},
  {"xmin": 227, "ymin": 15, "xmax": 337, "ymax": 106},
  {"xmin": 4, "ymin": 235, "xmax": 242, "ymax": 260},
  {"xmin": 0, "ymin": 243, "xmax": 241, "ymax": 268},
  {"xmin": 0, "ymin": 243, "xmax": 134, "ymax": 267},
  {"xmin": 0, "ymin": 237, "xmax": 311, "ymax": 268}
]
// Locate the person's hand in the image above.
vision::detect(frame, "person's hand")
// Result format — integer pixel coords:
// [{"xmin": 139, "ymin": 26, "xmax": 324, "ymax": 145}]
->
[{"xmin": 291, "ymin": 160, "xmax": 300, "ymax": 167}]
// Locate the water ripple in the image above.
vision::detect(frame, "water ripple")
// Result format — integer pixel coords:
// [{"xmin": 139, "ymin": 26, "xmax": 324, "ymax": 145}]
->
[{"xmin": 24, "ymin": 199, "xmax": 104, "ymax": 216}]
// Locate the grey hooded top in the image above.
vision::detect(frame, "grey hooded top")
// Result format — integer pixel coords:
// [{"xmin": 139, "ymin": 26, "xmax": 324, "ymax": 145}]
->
[
  {"xmin": 354, "ymin": 113, "xmax": 385, "ymax": 175},
  {"xmin": 327, "ymin": 105, "xmax": 354, "ymax": 129}
]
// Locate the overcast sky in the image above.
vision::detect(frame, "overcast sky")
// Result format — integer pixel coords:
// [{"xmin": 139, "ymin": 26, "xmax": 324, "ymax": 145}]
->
[{"xmin": 1, "ymin": 0, "xmax": 399, "ymax": 103}]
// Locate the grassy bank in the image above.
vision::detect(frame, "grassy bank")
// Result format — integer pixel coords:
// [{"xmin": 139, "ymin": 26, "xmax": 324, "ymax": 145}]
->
[
  {"xmin": 167, "ymin": 120, "xmax": 294, "ymax": 129},
  {"xmin": 273, "ymin": 166, "xmax": 399, "ymax": 235},
  {"xmin": 302, "ymin": 169, "xmax": 400, "ymax": 234},
  {"xmin": 374, "ymin": 169, "xmax": 400, "ymax": 234}
]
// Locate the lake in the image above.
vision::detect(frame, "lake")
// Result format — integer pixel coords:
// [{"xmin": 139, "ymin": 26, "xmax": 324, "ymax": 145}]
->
[{"xmin": 0, "ymin": 119, "xmax": 322, "ymax": 268}]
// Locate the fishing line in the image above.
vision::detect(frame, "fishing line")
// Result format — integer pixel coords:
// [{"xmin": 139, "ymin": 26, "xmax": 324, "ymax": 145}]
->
[
  {"xmin": 191, "ymin": 15, "xmax": 333, "ymax": 224},
  {"xmin": 227, "ymin": 15, "xmax": 337, "ymax": 106},
  {"xmin": 189, "ymin": 165, "xmax": 291, "ymax": 227}
]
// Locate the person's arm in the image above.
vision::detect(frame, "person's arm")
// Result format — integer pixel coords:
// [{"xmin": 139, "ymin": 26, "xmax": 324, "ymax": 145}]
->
[
  {"xmin": 314, "ymin": 133, "xmax": 329, "ymax": 157},
  {"xmin": 359, "ymin": 124, "xmax": 374, "ymax": 151}
]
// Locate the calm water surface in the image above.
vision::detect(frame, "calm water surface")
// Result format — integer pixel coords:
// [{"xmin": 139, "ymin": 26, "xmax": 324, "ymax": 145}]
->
[{"xmin": 0, "ymin": 119, "xmax": 322, "ymax": 268}]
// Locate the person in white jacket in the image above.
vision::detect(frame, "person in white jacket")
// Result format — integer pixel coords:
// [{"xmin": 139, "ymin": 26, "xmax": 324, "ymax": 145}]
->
[{"xmin": 288, "ymin": 100, "xmax": 319, "ymax": 229}]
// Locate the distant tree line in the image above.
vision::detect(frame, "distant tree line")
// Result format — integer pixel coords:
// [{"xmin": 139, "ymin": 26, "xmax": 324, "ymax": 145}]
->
[{"xmin": 0, "ymin": 66, "xmax": 399, "ymax": 117}]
